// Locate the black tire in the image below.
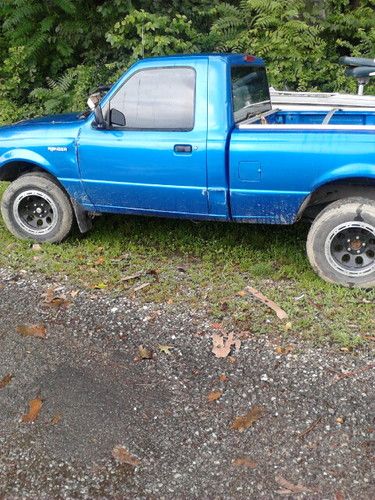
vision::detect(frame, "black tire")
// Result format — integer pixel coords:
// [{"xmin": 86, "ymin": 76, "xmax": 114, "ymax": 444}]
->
[
  {"xmin": 307, "ymin": 197, "xmax": 375, "ymax": 288},
  {"xmin": 1, "ymin": 172, "xmax": 73, "ymax": 243}
]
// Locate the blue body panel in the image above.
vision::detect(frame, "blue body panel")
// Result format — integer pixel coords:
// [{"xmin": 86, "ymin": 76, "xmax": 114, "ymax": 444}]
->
[
  {"xmin": 230, "ymin": 126, "xmax": 375, "ymax": 223},
  {"xmin": 0, "ymin": 53, "xmax": 375, "ymax": 225}
]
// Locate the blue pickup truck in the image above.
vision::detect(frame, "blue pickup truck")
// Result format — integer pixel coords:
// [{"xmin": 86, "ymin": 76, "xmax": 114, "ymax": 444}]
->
[{"xmin": 1, "ymin": 54, "xmax": 375, "ymax": 287}]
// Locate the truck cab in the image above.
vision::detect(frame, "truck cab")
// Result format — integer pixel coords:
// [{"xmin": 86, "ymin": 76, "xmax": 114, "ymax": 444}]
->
[{"xmin": 1, "ymin": 54, "xmax": 375, "ymax": 287}]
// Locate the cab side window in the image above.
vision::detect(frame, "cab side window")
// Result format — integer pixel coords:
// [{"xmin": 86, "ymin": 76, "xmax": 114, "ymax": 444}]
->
[{"xmin": 110, "ymin": 67, "xmax": 196, "ymax": 131}]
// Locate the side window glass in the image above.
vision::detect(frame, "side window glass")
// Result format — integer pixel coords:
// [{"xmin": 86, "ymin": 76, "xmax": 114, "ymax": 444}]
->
[{"xmin": 110, "ymin": 67, "xmax": 196, "ymax": 130}]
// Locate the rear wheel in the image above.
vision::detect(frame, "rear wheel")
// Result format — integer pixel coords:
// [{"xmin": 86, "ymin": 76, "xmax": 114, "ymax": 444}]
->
[
  {"xmin": 1, "ymin": 173, "xmax": 73, "ymax": 243},
  {"xmin": 307, "ymin": 197, "xmax": 375, "ymax": 288}
]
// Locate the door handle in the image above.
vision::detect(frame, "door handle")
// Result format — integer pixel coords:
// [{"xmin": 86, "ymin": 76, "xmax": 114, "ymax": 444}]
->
[{"xmin": 174, "ymin": 144, "xmax": 193, "ymax": 153}]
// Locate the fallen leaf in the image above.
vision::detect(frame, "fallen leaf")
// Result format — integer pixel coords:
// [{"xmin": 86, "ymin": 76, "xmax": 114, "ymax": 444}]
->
[
  {"xmin": 207, "ymin": 390, "xmax": 223, "ymax": 402},
  {"xmin": 211, "ymin": 323, "xmax": 223, "ymax": 330},
  {"xmin": 17, "ymin": 324, "xmax": 46, "ymax": 339},
  {"xmin": 138, "ymin": 345, "xmax": 153, "ymax": 360},
  {"xmin": 43, "ymin": 292, "xmax": 70, "ymax": 308},
  {"xmin": 94, "ymin": 283, "xmax": 108, "ymax": 289},
  {"xmin": 158, "ymin": 345, "xmax": 173, "ymax": 355},
  {"xmin": 245, "ymin": 286, "xmax": 288, "ymax": 320},
  {"xmin": 232, "ymin": 457, "xmax": 257, "ymax": 468},
  {"xmin": 51, "ymin": 415, "xmax": 62, "ymax": 425},
  {"xmin": 212, "ymin": 332, "xmax": 239, "ymax": 358},
  {"xmin": 335, "ymin": 491, "xmax": 345, "ymax": 500},
  {"xmin": 336, "ymin": 416, "xmax": 345, "ymax": 425},
  {"xmin": 230, "ymin": 405, "xmax": 264, "ymax": 432},
  {"xmin": 112, "ymin": 445, "xmax": 140, "ymax": 466},
  {"xmin": 32, "ymin": 243, "xmax": 42, "ymax": 252},
  {"xmin": 284, "ymin": 322, "xmax": 293, "ymax": 332},
  {"xmin": 95, "ymin": 256, "xmax": 105, "ymax": 266},
  {"xmin": 147, "ymin": 269, "xmax": 159, "ymax": 280},
  {"xmin": 237, "ymin": 290, "xmax": 247, "ymax": 297},
  {"xmin": 0, "ymin": 373, "xmax": 13, "ymax": 389},
  {"xmin": 275, "ymin": 475, "xmax": 313, "ymax": 495},
  {"xmin": 70, "ymin": 290, "xmax": 79, "ymax": 298},
  {"xmin": 275, "ymin": 345, "xmax": 294, "ymax": 355},
  {"xmin": 219, "ymin": 374, "xmax": 228, "ymax": 382},
  {"xmin": 21, "ymin": 397, "xmax": 43, "ymax": 423}
]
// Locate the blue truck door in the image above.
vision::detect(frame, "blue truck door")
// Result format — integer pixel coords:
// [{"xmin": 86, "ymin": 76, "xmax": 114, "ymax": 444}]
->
[{"xmin": 78, "ymin": 61, "xmax": 209, "ymax": 217}]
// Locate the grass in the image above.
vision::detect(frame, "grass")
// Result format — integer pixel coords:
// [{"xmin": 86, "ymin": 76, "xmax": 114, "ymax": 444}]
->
[{"xmin": 0, "ymin": 183, "xmax": 374, "ymax": 349}]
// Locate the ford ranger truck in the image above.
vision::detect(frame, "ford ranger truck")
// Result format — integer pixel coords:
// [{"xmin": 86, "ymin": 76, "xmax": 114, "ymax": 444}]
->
[{"xmin": 0, "ymin": 54, "xmax": 375, "ymax": 288}]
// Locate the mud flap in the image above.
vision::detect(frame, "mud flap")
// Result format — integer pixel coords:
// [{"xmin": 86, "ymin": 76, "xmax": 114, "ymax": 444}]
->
[{"xmin": 71, "ymin": 199, "xmax": 93, "ymax": 234}]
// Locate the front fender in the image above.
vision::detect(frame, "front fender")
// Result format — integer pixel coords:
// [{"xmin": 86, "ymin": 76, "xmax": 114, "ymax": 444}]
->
[
  {"xmin": 0, "ymin": 146, "xmax": 94, "ymax": 209},
  {"xmin": 0, "ymin": 148, "xmax": 53, "ymax": 172}
]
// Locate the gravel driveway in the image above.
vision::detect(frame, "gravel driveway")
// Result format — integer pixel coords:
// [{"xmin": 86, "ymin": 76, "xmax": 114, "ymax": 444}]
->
[{"xmin": 0, "ymin": 269, "xmax": 374, "ymax": 499}]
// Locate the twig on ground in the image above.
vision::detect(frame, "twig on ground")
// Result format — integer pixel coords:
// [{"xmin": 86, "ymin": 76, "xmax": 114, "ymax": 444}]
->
[
  {"xmin": 299, "ymin": 416, "xmax": 322, "ymax": 440},
  {"xmin": 330, "ymin": 362, "xmax": 375, "ymax": 385}
]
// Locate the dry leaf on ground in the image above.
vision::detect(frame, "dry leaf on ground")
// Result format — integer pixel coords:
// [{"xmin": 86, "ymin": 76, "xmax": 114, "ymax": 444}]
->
[
  {"xmin": 21, "ymin": 397, "xmax": 43, "ymax": 423},
  {"xmin": 112, "ymin": 445, "xmax": 140, "ymax": 466},
  {"xmin": 212, "ymin": 332, "xmax": 240, "ymax": 358},
  {"xmin": 275, "ymin": 475, "xmax": 313, "ymax": 495},
  {"xmin": 230, "ymin": 405, "xmax": 264, "ymax": 432},
  {"xmin": 244, "ymin": 286, "xmax": 288, "ymax": 320},
  {"xmin": 275, "ymin": 345, "xmax": 294, "ymax": 355},
  {"xmin": 138, "ymin": 345, "xmax": 153, "ymax": 360},
  {"xmin": 43, "ymin": 291, "xmax": 70, "ymax": 308},
  {"xmin": 43, "ymin": 287, "xmax": 70, "ymax": 307},
  {"xmin": 232, "ymin": 457, "xmax": 257, "ymax": 468},
  {"xmin": 219, "ymin": 374, "xmax": 228, "ymax": 382},
  {"xmin": 0, "ymin": 373, "xmax": 13, "ymax": 389},
  {"xmin": 207, "ymin": 390, "xmax": 223, "ymax": 402},
  {"xmin": 51, "ymin": 415, "xmax": 62, "ymax": 425},
  {"xmin": 158, "ymin": 345, "xmax": 173, "ymax": 355},
  {"xmin": 17, "ymin": 324, "xmax": 46, "ymax": 339}
]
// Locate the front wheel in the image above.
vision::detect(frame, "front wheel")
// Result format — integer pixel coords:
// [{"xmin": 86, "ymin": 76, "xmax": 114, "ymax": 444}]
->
[
  {"xmin": 307, "ymin": 197, "xmax": 375, "ymax": 288},
  {"xmin": 1, "ymin": 173, "xmax": 73, "ymax": 243}
]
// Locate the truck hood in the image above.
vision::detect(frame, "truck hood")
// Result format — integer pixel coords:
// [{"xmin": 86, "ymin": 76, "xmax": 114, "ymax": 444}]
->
[
  {"xmin": 13, "ymin": 112, "xmax": 84, "ymax": 127},
  {"xmin": 0, "ymin": 112, "xmax": 86, "ymax": 141}
]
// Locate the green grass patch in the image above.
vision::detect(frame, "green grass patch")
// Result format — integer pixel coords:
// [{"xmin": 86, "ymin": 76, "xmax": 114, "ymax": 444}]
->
[{"xmin": 0, "ymin": 183, "xmax": 374, "ymax": 348}]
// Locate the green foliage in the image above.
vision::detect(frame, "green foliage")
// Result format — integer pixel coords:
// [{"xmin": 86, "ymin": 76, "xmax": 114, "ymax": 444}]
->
[
  {"xmin": 209, "ymin": 0, "xmax": 374, "ymax": 91},
  {"xmin": 106, "ymin": 10, "xmax": 199, "ymax": 63},
  {"xmin": 0, "ymin": 0, "xmax": 374, "ymax": 123}
]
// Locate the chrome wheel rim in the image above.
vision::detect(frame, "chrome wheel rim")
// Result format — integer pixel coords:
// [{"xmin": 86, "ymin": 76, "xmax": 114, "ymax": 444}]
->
[
  {"xmin": 325, "ymin": 221, "xmax": 375, "ymax": 277},
  {"xmin": 13, "ymin": 190, "xmax": 58, "ymax": 236}
]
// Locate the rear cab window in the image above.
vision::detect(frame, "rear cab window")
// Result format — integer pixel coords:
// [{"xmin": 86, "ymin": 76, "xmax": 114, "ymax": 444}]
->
[{"xmin": 231, "ymin": 65, "xmax": 271, "ymax": 123}]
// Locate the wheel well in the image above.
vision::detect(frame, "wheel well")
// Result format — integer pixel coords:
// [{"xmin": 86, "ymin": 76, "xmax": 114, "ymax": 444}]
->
[
  {"xmin": 299, "ymin": 178, "xmax": 375, "ymax": 220},
  {"xmin": 0, "ymin": 162, "xmax": 93, "ymax": 234},
  {"xmin": 0, "ymin": 161, "xmax": 48, "ymax": 182}
]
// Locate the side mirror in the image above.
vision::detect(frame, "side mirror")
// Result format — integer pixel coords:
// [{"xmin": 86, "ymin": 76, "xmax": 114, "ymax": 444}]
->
[
  {"xmin": 110, "ymin": 108, "xmax": 126, "ymax": 127},
  {"xmin": 87, "ymin": 92, "xmax": 101, "ymax": 111}
]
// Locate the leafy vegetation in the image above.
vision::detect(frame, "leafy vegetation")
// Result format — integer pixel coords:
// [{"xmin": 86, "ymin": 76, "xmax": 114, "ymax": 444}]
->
[{"xmin": 0, "ymin": 0, "xmax": 374, "ymax": 122}]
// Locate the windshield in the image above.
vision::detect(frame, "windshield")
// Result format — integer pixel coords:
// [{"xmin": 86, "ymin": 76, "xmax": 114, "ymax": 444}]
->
[{"xmin": 231, "ymin": 65, "xmax": 271, "ymax": 122}]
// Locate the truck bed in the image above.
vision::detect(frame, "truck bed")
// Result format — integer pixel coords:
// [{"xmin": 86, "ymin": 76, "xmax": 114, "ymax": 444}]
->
[{"xmin": 240, "ymin": 109, "xmax": 375, "ymax": 128}]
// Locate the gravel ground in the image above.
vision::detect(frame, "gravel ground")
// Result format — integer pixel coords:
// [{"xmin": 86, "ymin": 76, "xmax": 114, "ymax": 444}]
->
[{"xmin": 0, "ymin": 268, "xmax": 374, "ymax": 499}]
